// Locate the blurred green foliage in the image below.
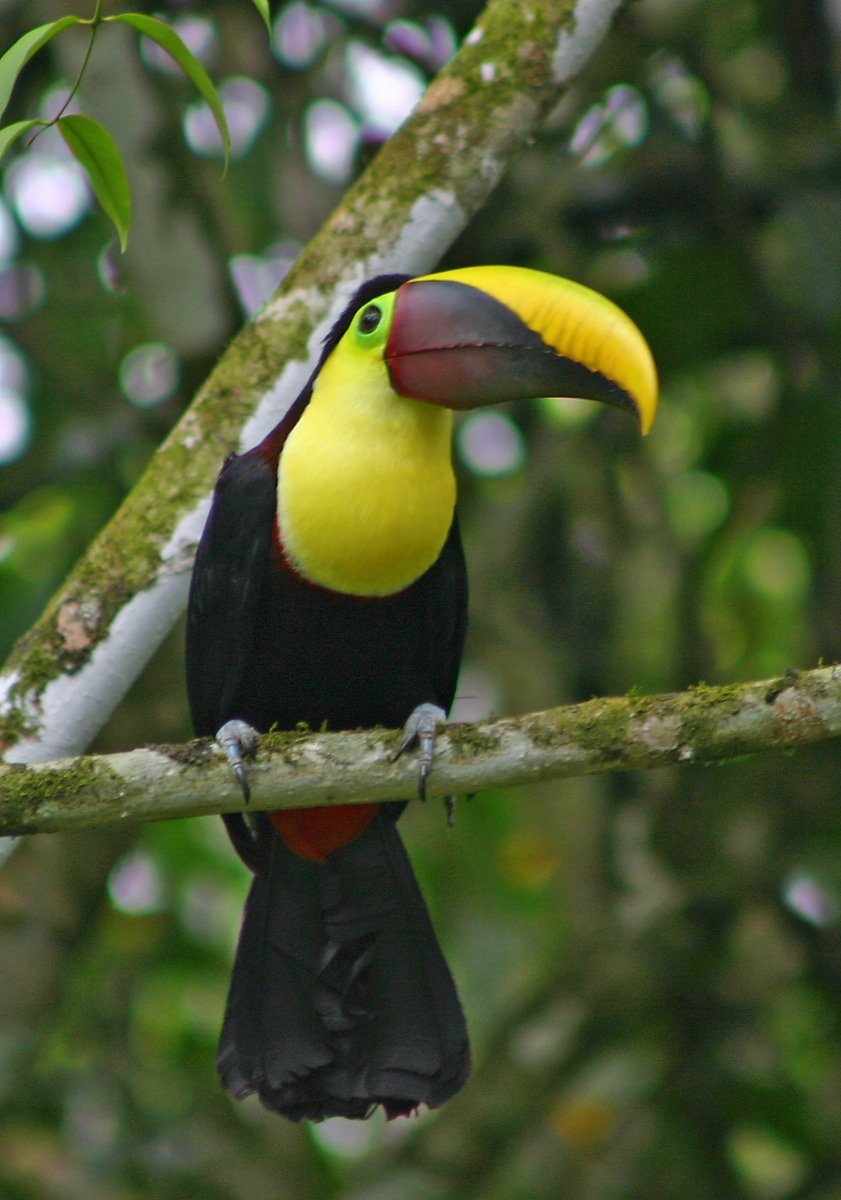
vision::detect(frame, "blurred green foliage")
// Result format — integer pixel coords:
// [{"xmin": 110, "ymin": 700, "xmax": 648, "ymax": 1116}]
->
[{"xmin": 2, "ymin": 0, "xmax": 841, "ymax": 1197}]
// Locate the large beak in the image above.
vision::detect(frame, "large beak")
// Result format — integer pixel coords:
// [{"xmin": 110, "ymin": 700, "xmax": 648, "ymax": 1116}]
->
[{"xmin": 384, "ymin": 265, "xmax": 657, "ymax": 434}]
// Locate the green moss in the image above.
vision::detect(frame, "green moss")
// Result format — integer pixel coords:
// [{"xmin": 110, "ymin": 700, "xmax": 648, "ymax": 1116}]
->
[
  {"xmin": 260, "ymin": 728, "xmax": 317, "ymax": 761},
  {"xmin": 0, "ymin": 706, "xmax": 38, "ymax": 751},
  {"xmin": 447, "ymin": 725, "xmax": 502, "ymax": 757},
  {"xmin": 6, "ymin": 641, "xmax": 57, "ymax": 701},
  {"xmin": 561, "ymin": 697, "xmax": 632, "ymax": 759},
  {"xmin": 678, "ymin": 682, "xmax": 747, "ymax": 738},
  {"xmin": 0, "ymin": 757, "xmax": 120, "ymax": 835}
]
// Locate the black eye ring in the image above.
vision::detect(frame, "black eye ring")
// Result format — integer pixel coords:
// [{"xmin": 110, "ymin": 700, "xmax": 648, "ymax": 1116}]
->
[{"xmin": 358, "ymin": 304, "xmax": 382, "ymax": 334}]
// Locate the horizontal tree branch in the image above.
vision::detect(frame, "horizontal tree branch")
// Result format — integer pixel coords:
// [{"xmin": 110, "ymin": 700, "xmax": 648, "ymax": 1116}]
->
[{"xmin": 2, "ymin": 664, "xmax": 839, "ymax": 836}]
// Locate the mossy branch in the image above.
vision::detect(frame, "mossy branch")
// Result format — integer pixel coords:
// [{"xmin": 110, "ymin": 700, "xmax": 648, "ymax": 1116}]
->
[{"xmin": 2, "ymin": 665, "xmax": 840, "ymax": 836}]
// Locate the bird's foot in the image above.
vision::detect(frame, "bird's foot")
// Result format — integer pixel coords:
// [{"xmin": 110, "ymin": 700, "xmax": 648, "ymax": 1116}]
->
[
  {"xmin": 215, "ymin": 719, "xmax": 259, "ymax": 804},
  {"xmin": 394, "ymin": 702, "xmax": 449, "ymax": 804}
]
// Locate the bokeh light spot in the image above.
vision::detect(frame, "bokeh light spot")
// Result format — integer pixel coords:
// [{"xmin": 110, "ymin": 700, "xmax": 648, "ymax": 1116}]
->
[
  {"xmin": 782, "ymin": 872, "xmax": 839, "ymax": 928},
  {"xmin": 344, "ymin": 42, "xmax": 425, "ymax": 136},
  {"xmin": 457, "ymin": 411, "xmax": 526, "ymax": 477},
  {"xmin": 0, "ymin": 198, "xmax": 19, "ymax": 268},
  {"xmin": 709, "ymin": 350, "xmax": 780, "ymax": 422},
  {"xmin": 728, "ymin": 1126, "xmax": 807, "ymax": 1198},
  {"xmin": 229, "ymin": 241, "xmax": 298, "ymax": 317},
  {"xmin": 304, "ymin": 100, "xmax": 360, "ymax": 184},
  {"xmin": 649, "ymin": 53, "xmax": 709, "ymax": 139},
  {"xmin": 537, "ymin": 394, "xmax": 600, "ymax": 430},
  {"xmin": 0, "ymin": 335, "xmax": 29, "ymax": 464},
  {"xmin": 570, "ymin": 83, "xmax": 649, "ymax": 167},
  {"xmin": 108, "ymin": 851, "xmax": 166, "ymax": 915},
  {"xmin": 329, "ymin": 0, "xmax": 393, "ymax": 19},
  {"xmin": 498, "ymin": 832, "xmax": 558, "ymax": 892},
  {"xmin": 385, "ymin": 20, "xmax": 434, "ymax": 63},
  {"xmin": 5, "ymin": 155, "xmax": 91, "ymax": 239},
  {"xmin": 273, "ymin": 1, "xmax": 330, "ymax": 68},
  {"xmin": 119, "ymin": 343, "xmax": 180, "ymax": 408},
  {"xmin": 385, "ymin": 16, "xmax": 456, "ymax": 70},
  {"xmin": 649, "ymin": 399, "xmax": 704, "ymax": 473},
  {"xmin": 742, "ymin": 528, "xmax": 810, "ymax": 604},
  {"xmin": 665, "ymin": 470, "xmax": 730, "ymax": 544},
  {"xmin": 39, "ymin": 83, "xmax": 80, "ymax": 124},
  {"xmin": 0, "ymin": 388, "xmax": 30, "ymax": 463},
  {"xmin": 0, "ymin": 262, "xmax": 45, "ymax": 319},
  {"xmin": 0, "ymin": 335, "xmax": 28, "ymax": 393},
  {"xmin": 184, "ymin": 77, "xmax": 270, "ymax": 159},
  {"xmin": 97, "ymin": 241, "xmax": 126, "ymax": 294},
  {"xmin": 551, "ymin": 1098, "xmax": 615, "ymax": 1149},
  {"xmin": 310, "ymin": 1112, "xmax": 386, "ymax": 1159},
  {"xmin": 723, "ymin": 43, "xmax": 788, "ymax": 107}
]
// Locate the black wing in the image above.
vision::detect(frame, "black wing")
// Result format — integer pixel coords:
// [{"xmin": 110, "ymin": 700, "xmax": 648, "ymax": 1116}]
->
[
  {"xmin": 422, "ymin": 513, "xmax": 468, "ymax": 714},
  {"xmin": 186, "ymin": 449, "xmax": 277, "ymax": 738}
]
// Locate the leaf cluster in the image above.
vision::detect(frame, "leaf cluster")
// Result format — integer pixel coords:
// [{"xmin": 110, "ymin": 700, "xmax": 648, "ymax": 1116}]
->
[{"xmin": 0, "ymin": 4, "xmax": 271, "ymax": 247}]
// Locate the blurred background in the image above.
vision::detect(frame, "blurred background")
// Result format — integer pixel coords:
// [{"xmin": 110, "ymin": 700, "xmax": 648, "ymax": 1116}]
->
[{"xmin": 2, "ymin": 0, "xmax": 841, "ymax": 1197}]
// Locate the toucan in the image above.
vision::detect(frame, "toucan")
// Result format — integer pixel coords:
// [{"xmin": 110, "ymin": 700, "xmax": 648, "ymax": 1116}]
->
[{"xmin": 185, "ymin": 265, "xmax": 657, "ymax": 1123}]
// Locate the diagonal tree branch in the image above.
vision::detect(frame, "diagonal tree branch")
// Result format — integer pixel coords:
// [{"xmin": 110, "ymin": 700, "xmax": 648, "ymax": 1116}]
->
[
  {"xmin": 0, "ymin": 0, "xmax": 628, "ymax": 767},
  {"xmin": 2, "ymin": 665, "xmax": 840, "ymax": 836}
]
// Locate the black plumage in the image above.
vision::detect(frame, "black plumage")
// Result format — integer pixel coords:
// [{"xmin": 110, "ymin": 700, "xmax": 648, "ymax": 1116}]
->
[{"xmin": 186, "ymin": 278, "xmax": 470, "ymax": 1121}]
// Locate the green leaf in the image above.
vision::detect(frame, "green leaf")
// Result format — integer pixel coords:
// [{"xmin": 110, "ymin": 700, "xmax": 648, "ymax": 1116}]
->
[
  {"xmin": 0, "ymin": 17, "xmax": 83, "ymax": 123},
  {"xmin": 58, "ymin": 114, "xmax": 131, "ymax": 251},
  {"xmin": 249, "ymin": 0, "xmax": 272, "ymax": 36},
  {"xmin": 106, "ymin": 13, "xmax": 231, "ymax": 168},
  {"xmin": 0, "ymin": 118, "xmax": 41, "ymax": 163}
]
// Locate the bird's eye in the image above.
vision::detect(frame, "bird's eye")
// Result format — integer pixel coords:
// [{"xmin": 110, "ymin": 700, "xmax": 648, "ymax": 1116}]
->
[{"xmin": 358, "ymin": 305, "xmax": 382, "ymax": 334}]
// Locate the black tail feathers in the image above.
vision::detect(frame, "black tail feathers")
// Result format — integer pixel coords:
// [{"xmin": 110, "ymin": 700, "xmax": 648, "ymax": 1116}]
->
[{"xmin": 217, "ymin": 810, "xmax": 470, "ymax": 1121}]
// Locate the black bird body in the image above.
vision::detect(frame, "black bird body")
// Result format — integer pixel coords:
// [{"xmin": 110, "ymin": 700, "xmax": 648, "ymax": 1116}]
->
[
  {"xmin": 188, "ymin": 440, "xmax": 466, "ymax": 751},
  {"xmin": 187, "ymin": 424, "xmax": 471, "ymax": 1122},
  {"xmin": 186, "ymin": 265, "xmax": 657, "ymax": 1122},
  {"xmin": 187, "ymin": 279, "xmax": 470, "ymax": 1119}
]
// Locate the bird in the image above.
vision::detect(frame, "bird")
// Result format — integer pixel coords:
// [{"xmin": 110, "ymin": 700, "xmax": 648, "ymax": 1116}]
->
[{"xmin": 185, "ymin": 264, "xmax": 658, "ymax": 1123}]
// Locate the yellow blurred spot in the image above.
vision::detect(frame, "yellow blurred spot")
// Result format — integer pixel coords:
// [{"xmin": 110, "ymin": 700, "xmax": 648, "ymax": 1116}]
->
[
  {"xmin": 497, "ymin": 832, "xmax": 558, "ymax": 891},
  {"xmin": 0, "ymin": 1126, "xmax": 70, "ymax": 1187},
  {"xmin": 709, "ymin": 350, "xmax": 779, "ymax": 421},
  {"xmin": 537, "ymin": 395, "xmax": 600, "ymax": 429},
  {"xmin": 550, "ymin": 1098, "xmax": 615, "ymax": 1148},
  {"xmin": 728, "ymin": 1126, "xmax": 807, "ymax": 1199},
  {"xmin": 742, "ymin": 528, "xmax": 810, "ymax": 604},
  {"xmin": 665, "ymin": 469, "xmax": 730, "ymax": 544},
  {"xmin": 723, "ymin": 44, "xmax": 788, "ymax": 107}
]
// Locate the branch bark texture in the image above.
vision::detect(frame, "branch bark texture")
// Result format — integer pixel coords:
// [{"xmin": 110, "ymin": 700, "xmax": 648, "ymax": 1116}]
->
[
  {"xmin": 2, "ymin": 665, "xmax": 839, "ymax": 836},
  {"xmin": 0, "ymin": 0, "xmax": 625, "ymax": 766}
]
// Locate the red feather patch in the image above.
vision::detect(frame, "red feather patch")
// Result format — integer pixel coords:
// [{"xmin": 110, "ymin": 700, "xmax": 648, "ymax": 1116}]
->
[{"xmin": 270, "ymin": 803, "xmax": 379, "ymax": 862}]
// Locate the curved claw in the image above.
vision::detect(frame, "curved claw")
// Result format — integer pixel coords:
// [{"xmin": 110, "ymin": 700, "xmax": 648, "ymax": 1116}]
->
[
  {"xmin": 394, "ymin": 703, "xmax": 446, "ymax": 802},
  {"xmin": 216, "ymin": 719, "xmax": 259, "ymax": 805},
  {"xmin": 231, "ymin": 759, "xmax": 250, "ymax": 805}
]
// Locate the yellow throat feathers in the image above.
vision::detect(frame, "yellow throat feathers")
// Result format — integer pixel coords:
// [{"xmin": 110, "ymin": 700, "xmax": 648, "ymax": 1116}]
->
[{"xmin": 277, "ymin": 344, "xmax": 456, "ymax": 597}]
